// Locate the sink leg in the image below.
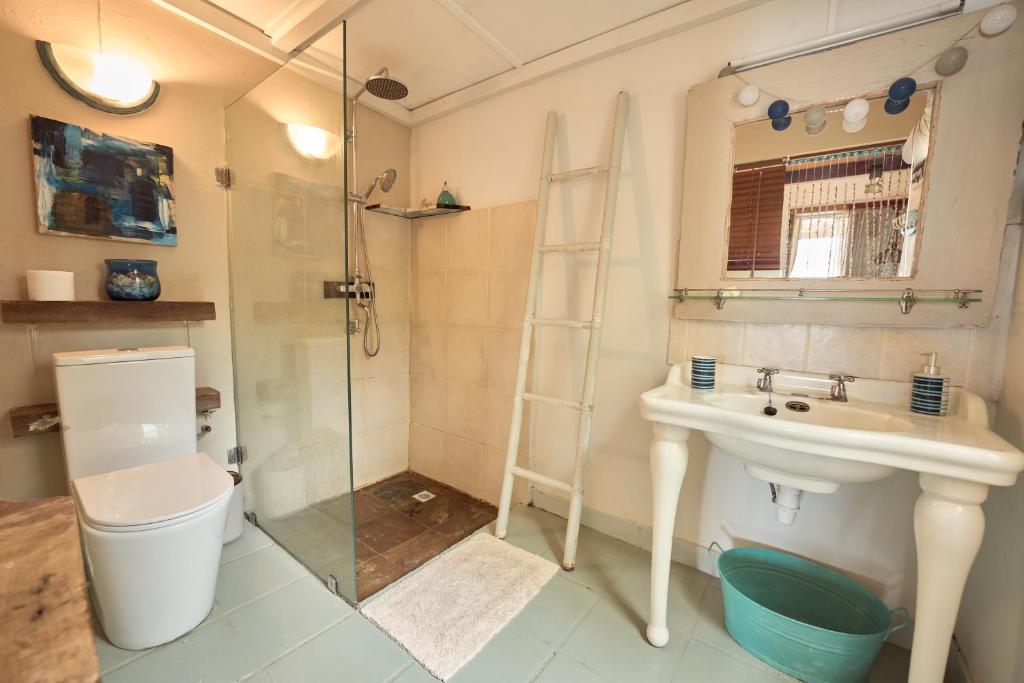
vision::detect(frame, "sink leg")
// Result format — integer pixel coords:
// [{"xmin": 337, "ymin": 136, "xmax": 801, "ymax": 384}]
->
[
  {"xmin": 909, "ymin": 474, "xmax": 988, "ymax": 682},
  {"xmin": 647, "ymin": 424, "xmax": 690, "ymax": 648}
]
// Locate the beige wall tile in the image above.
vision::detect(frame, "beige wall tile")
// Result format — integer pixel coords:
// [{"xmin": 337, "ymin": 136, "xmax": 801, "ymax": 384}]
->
[
  {"xmin": 447, "ymin": 209, "xmax": 490, "ymax": 270},
  {"xmin": 741, "ymin": 323, "xmax": 809, "ymax": 371},
  {"xmin": 412, "ymin": 270, "xmax": 445, "ymax": 324},
  {"xmin": 487, "ymin": 268, "xmax": 529, "ymax": 330},
  {"xmin": 805, "ymin": 326, "xmax": 882, "ymax": 378},
  {"xmin": 409, "ymin": 423, "xmax": 444, "ymax": 481},
  {"xmin": 879, "ymin": 328, "xmax": 971, "ymax": 385},
  {"xmin": 361, "ymin": 424, "xmax": 409, "ymax": 484},
  {"xmin": 475, "ymin": 447, "xmax": 508, "ymax": 504},
  {"xmin": 364, "ymin": 213, "xmax": 410, "ymax": 271},
  {"xmin": 667, "ymin": 317, "xmax": 689, "ymax": 364},
  {"xmin": 686, "ymin": 320, "xmax": 744, "ymax": 364},
  {"xmin": 410, "ymin": 373, "xmax": 445, "ymax": 430},
  {"xmin": 445, "ymin": 326, "xmax": 486, "ymax": 385},
  {"xmin": 442, "ymin": 433, "xmax": 483, "ymax": 496},
  {"xmin": 444, "ymin": 381, "xmax": 487, "ymax": 443},
  {"xmin": 489, "ymin": 201, "xmax": 537, "ymax": 268},
  {"xmin": 446, "ymin": 270, "xmax": 488, "ymax": 326},
  {"xmin": 410, "ymin": 323, "xmax": 445, "ymax": 377},
  {"xmin": 486, "ymin": 328, "xmax": 521, "ymax": 390},
  {"xmin": 373, "ymin": 267, "xmax": 410, "ymax": 323},
  {"xmin": 966, "ymin": 327, "xmax": 1004, "ymax": 400},
  {"xmin": 413, "ymin": 216, "xmax": 446, "ymax": 271},
  {"xmin": 362, "ymin": 374, "xmax": 410, "ymax": 430},
  {"xmin": 484, "ymin": 388, "xmax": 529, "ymax": 452},
  {"xmin": 362, "ymin": 322, "xmax": 410, "ymax": 378}
]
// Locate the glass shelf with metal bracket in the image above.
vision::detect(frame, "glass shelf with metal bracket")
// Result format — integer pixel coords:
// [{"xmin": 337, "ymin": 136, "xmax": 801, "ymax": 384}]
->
[{"xmin": 670, "ymin": 287, "xmax": 981, "ymax": 314}]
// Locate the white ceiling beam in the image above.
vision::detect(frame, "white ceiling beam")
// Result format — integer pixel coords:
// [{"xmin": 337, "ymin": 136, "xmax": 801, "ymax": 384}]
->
[
  {"xmin": 431, "ymin": 0, "xmax": 525, "ymax": 68},
  {"xmin": 409, "ymin": 0, "xmax": 774, "ymax": 126},
  {"xmin": 267, "ymin": 0, "xmax": 371, "ymax": 55},
  {"xmin": 147, "ymin": 0, "xmax": 290, "ymax": 64},
  {"xmin": 146, "ymin": 0, "xmax": 411, "ymax": 126}
]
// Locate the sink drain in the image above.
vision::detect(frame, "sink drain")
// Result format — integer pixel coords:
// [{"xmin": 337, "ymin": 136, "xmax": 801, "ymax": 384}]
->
[{"xmin": 785, "ymin": 400, "xmax": 810, "ymax": 413}]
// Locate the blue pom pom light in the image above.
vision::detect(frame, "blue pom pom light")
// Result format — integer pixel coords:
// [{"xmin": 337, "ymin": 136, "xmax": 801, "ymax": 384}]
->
[{"xmin": 767, "ymin": 99, "xmax": 789, "ymax": 120}]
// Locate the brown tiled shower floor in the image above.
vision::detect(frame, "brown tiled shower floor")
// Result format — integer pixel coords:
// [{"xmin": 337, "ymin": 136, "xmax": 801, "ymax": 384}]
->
[
  {"xmin": 262, "ymin": 472, "xmax": 497, "ymax": 602},
  {"xmin": 351, "ymin": 472, "xmax": 498, "ymax": 599}
]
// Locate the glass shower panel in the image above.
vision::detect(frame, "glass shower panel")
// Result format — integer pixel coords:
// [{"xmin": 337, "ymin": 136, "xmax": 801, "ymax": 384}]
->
[{"xmin": 225, "ymin": 22, "xmax": 357, "ymax": 602}]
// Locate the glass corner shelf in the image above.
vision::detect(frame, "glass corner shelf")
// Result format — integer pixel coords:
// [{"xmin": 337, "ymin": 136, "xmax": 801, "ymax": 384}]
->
[
  {"xmin": 670, "ymin": 287, "xmax": 981, "ymax": 315},
  {"xmin": 365, "ymin": 203, "xmax": 470, "ymax": 219}
]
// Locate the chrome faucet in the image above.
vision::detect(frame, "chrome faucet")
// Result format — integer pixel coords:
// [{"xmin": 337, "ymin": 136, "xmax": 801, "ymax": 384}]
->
[
  {"xmin": 828, "ymin": 374, "xmax": 856, "ymax": 402},
  {"xmin": 756, "ymin": 368, "xmax": 779, "ymax": 393}
]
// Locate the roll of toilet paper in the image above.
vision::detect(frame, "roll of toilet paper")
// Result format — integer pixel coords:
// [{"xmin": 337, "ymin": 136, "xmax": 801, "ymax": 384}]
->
[{"xmin": 26, "ymin": 270, "xmax": 75, "ymax": 301}]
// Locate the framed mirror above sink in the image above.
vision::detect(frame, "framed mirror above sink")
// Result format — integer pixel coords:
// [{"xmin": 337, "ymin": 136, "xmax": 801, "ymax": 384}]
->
[
  {"xmin": 674, "ymin": 18, "xmax": 1024, "ymax": 326},
  {"xmin": 726, "ymin": 88, "xmax": 934, "ymax": 280}
]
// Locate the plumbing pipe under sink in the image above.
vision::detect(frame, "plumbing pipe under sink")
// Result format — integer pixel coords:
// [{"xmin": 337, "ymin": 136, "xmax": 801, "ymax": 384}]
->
[{"xmin": 770, "ymin": 483, "xmax": 803, "ymax": 524}]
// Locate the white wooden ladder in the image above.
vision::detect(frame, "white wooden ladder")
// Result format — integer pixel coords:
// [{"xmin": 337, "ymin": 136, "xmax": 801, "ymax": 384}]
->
[{"xmin": 495, "ymin": 91, "xmax": 629, "ymax": 570}]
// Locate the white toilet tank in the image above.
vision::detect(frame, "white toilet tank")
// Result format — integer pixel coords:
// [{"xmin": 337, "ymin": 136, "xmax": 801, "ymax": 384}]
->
[{"xmin": 54, "ymin": 346, "xmax": 198, "ymax": 480}]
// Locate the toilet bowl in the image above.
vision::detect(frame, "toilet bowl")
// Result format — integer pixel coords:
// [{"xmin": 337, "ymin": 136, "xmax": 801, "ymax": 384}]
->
[{"xmin": 72, "ymin": 452, "xmax": 233, "ymax": 650}]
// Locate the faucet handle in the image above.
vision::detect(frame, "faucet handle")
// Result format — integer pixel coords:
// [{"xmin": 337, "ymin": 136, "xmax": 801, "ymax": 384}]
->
[
  {"xmin": 757, "ymin": 367, "xmax": 779, "ymax": 376},
  {"xmin": 829, "ymin": 374, "xmax": 855, "ymax": 383}
]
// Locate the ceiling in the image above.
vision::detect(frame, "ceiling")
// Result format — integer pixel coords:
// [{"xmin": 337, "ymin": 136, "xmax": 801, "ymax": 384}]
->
[
  {"xmin": 158, "ymin": 0, "xmax": 992, "ymax": 125},
  {"xmin": 202, "ymin": 0, "xmax": 690, "ymax": 109}
]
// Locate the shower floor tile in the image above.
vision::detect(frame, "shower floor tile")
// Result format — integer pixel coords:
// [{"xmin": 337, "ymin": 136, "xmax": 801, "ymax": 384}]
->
[
  {"xmin": 301, "ymin": 471, "xmax": 498, "ymax": 600},
  {"xmin": 353, "ymin": 471, "xmax": 498, "ymax": 599}
]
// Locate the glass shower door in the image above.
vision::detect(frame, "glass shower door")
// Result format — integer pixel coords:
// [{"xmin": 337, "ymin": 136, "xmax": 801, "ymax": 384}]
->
[{"xmin": 224, "ymin": 22, "xmax": 358, "ymax": 602}]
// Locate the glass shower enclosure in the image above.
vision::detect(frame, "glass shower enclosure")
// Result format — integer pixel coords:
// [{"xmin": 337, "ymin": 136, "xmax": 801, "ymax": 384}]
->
[{"xmin": 224, "ymin": 23, "xmax": 359, "ymax": 602}]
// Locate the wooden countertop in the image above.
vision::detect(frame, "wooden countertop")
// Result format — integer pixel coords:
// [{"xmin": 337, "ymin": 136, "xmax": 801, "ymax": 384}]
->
[{"xmin": 0, "ymin": 497, "xmax": 99, "ymax": 682}]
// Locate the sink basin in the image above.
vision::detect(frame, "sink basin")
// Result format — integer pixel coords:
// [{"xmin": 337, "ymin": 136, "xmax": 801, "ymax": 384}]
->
[
  {"xmin": 640, "ymin": 364, "xmax": 1023, "ymax": 494},
  {"xmin": 702, "ymin": 393, "xmax": 913, "ymax": 433}
]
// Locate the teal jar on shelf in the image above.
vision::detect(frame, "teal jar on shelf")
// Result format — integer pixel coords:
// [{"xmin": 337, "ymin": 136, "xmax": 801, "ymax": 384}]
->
[
  {"xmin": 105, "ymin": 259, "xmax": 161, "ymax": 301},
  {"xmin": 437, "ymin": 181, "xmax": 456, "ymax": 206}
]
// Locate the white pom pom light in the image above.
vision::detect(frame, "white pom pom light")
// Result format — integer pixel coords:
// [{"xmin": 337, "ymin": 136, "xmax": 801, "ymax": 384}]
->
[
  {"xmin": 737, "ymin": 85, "xmax": 760, "ymax": 107},
  {"xmin": 980, "ymin": 3, "xmax": 1017, "ymax": 36}
]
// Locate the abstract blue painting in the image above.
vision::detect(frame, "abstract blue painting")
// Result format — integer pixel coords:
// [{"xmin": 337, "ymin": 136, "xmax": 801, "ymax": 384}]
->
[{"xmin": 31, "ymin": 116, "xmax": 176, "ymax": 246}]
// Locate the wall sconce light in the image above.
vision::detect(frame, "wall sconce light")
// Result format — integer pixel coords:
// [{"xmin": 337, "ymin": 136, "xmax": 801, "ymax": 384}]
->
[
  {"xmin": 285, "ymin": 123, "xmax": 340, "ymax": 160},
  {"xmin": 36, "ymin": 41, "xmax": 159, "ymax": 114}
]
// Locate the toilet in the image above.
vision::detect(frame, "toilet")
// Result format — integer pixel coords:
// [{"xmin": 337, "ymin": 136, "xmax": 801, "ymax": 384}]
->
[{"xmin": 53, "ymin": 346, "xmax": 233, "ymax": 650}]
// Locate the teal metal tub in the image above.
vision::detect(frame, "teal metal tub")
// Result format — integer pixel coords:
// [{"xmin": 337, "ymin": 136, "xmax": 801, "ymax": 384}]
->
[{"xmin": 712, "ymin": 543, "xmax": 907, "ymax": 683}]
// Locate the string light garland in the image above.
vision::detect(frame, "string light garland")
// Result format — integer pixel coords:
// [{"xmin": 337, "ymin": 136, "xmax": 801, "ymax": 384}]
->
[{"xmin": 729, "ymin": 3, "xmax": 1017, "ymax": 134}]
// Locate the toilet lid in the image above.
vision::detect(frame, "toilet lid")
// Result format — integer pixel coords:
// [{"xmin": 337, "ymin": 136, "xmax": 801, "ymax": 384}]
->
[{"xmin": 72, "ymin": 452, "xmax": 233, "ymax": 529}]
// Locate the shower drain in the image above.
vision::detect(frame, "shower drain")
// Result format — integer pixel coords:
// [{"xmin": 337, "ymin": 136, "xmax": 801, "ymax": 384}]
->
[{"xmin": 412, "ymin": 491, "xmax": 436, "ymax": 503}]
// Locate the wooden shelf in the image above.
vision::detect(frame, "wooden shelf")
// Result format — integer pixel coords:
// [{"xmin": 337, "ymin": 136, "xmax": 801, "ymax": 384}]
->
[
  {"xmin": 366, "ymin": 203, "xmax": 471, "ymax": 219},
  {"xmin": 10, "ymin": 387, "xmax": 221, "ymax": 438},
  {"xmin": 0, "ymin": 300, "xmax": 215, "ymax": 324}
]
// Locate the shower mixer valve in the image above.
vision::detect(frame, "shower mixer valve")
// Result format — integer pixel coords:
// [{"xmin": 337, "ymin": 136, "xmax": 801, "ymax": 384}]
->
[{"xmin": 322, "ymin": 279, "xmax": 375, "ymax": 301}]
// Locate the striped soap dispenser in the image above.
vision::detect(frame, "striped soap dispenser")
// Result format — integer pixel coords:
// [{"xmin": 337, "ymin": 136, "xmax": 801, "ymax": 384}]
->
[{"xmin": 910, "ymin": 352, "xmax": 950, "ymax": 416}]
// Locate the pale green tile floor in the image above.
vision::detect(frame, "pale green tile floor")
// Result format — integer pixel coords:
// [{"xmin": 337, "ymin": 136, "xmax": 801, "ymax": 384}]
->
[{"xmin": 95, "ymin": 506, "xmax": 910, "ymax": 682}]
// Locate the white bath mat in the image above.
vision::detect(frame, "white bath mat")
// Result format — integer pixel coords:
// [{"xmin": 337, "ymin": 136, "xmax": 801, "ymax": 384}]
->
[{"xmin": 360, "ymin": 532, "xmax": 558, "ymax": 680}]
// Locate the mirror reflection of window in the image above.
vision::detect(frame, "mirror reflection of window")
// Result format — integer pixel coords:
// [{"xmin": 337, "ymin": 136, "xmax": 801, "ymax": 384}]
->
[{"xmin": 725, "ymin": 89, "xmax": 933, "ymax": 280}]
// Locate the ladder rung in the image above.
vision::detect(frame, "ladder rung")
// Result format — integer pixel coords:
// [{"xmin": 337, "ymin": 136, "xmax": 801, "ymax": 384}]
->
[
  {"xmin": 531, "ymin": 318, "xmax": 596, "ymax": 329},
  {"xmin": 510, "ymin": 466, "xmax": 573, "ymax": 493},
  {"xmin": 521, "ymin": 392, "xmax": 591, "ymax": 411},
  {"xmin": 546, "ymin": 165, "xmax": 608, "ymax": 182},
  {"xmin": 539, "ymin": 241, "xmax": 605, "ymax": 253}
]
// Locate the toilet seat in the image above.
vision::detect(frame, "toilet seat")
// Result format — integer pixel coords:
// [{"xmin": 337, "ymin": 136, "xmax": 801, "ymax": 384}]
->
[{"xmin": 72, "ymin": 452, "xmax": 232, "ymax": 532}]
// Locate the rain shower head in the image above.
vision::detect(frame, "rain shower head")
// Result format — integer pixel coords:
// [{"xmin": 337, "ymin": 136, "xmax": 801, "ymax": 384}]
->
[
  {"xmin": 363, "ymin": 168, "xmax": 397, "ymax": 200},
  {"xmin": 354, "ymin": 67, "xmax": 408, "ymax": 102}
]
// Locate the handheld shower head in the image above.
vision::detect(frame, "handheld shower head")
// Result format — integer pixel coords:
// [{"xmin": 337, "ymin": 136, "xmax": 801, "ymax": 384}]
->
[{"xmin": 363, "ymin": 168, "xmax": 397, "ymax": 200}]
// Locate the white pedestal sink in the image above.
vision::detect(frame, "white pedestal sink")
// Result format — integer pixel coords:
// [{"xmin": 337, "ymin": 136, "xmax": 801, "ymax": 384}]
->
[{"xmin": 640, "ymin": 363, "xmax": 1024, "ymax": 683}]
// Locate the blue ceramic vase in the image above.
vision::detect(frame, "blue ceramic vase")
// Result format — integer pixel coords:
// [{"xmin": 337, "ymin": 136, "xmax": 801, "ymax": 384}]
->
[{"xmin": 105, "ymin": 259, "xmax": 161, "ymax": 301}]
